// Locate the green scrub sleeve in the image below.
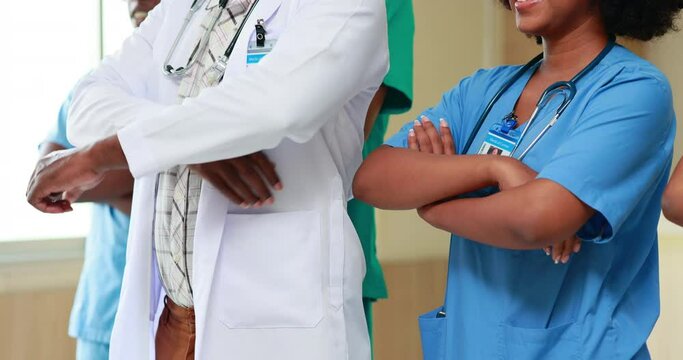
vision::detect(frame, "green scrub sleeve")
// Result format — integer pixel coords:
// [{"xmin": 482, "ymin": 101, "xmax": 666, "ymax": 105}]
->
[{"xmin": 380, "ymin": 0, "xmax": 414, "ymax": 116}]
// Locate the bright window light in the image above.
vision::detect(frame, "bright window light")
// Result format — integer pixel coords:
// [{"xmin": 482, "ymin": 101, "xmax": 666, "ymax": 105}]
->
[{"xmin": 0, "ymin": 0, "xmax": 135, "ymax": 241}]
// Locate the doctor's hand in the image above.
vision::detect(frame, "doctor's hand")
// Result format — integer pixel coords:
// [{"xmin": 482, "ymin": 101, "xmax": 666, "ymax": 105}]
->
[
  {"xmin": 408, "ymin": 116, "xmax": 456, "ymax": 155},
  {"xmin": 190, "ymin": 152, "xmax": 282, "ymax": 208},
  {"xmin": 26, "ymin": 148, "xmax": 106, "ymax": 213}
]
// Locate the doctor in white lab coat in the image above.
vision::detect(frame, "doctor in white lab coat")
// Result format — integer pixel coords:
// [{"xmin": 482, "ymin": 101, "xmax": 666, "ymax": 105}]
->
[{"xmin": 26, "ymin": 0, "xmax": 389, "ymax": 358}]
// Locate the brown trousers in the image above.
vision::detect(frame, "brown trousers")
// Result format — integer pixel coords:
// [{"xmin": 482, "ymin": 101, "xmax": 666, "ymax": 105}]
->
[{"xmin": 155, "ymin": 296, "xmax": 196, "ymax": 360}]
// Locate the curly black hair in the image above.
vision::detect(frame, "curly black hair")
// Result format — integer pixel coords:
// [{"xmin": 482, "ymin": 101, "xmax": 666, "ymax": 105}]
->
[{"xmin": 498, "ymin": 0, "xmax": 683, "ymax": 41}]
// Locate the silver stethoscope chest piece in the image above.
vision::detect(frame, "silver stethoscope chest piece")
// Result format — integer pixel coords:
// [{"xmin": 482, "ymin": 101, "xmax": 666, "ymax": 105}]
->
[
  {"xmin": 163, "ymin": 0, "xmax": 209, "ymax": 78},
  {"xmin": 162, "ymin": 0, "xmax": 260, "ymax": 79}
]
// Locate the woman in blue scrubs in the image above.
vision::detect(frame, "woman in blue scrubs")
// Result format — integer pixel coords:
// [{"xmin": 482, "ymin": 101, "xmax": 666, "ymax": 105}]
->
[{"xmin": 354, "ymin": 0, "xmax": 683, "ymax": 358}]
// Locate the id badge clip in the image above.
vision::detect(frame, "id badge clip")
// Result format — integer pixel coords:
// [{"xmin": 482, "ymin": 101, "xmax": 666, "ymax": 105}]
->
[
  {"xmin": 247, "ymin": 19, "xmax": 276, "ymax": 67},
  {"xmin": 478, "ymin": 113, "xmax": 521, "ymax": 157}
]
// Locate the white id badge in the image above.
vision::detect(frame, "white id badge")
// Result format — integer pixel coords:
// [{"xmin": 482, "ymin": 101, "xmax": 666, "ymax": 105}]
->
[
  {"xmin": 478, "ymin": 125, "xmax": 519, "ymax": 156},
  {"xmin": 247, "ymin": 39, "xmax": 277, "ymax": 67}
]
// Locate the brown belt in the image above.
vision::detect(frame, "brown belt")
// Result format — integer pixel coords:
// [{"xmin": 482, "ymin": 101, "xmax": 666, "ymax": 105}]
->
[{"xmin": 156, "ymin": 296, "xmax": 196, "ymax": 360}]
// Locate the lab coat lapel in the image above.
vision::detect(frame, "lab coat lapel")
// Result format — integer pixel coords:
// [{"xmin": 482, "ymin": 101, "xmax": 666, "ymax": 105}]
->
[
  {"xmin": 110, "ymin": 176, "xmax": 157, "ymax": 359},
  {"xmin": 192, "ymin": 182, "xmax": 229, "ymax": 358},
  {"xmin": 225, "ymin": 0, "xmax": 283, "ymax": 77}
]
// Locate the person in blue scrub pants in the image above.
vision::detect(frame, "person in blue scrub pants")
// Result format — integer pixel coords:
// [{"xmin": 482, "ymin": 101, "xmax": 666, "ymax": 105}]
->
[
  {"xmin": 354, "ymin": 0, "xmax": 683, "ymax": 358},
  {"xmin": 41, "ymin": 96, "xmax": 134, "ymax": 360},
  {"xmin": 37, "ymin": 1, "xmax": 159, "ymax": 358}
]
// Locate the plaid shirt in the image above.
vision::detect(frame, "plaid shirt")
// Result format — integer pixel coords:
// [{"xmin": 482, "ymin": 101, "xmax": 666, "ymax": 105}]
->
[{"xmin": 153, "ymin": 0, "xmax": 252, "ymax": 308}]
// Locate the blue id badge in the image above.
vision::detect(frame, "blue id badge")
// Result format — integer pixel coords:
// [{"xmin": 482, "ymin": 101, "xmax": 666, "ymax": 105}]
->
[
  {"xmin": 247, "ymin": 39, "xmax": 277, "ymax": 67},
  {"xmin": 478, "ymin": 122, "xmax": 521, "ymax": 156}
]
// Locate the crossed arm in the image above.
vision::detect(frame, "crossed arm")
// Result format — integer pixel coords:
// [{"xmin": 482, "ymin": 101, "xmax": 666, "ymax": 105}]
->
[
  {"xmin": 352, "ymin": 117, "xmax": 594, "ymax": 260},
  {"xmin": 663, "ymin": 158, "xmax": 683, "ymax": 226},
  {"xmin": 38, "ymin": 142, "xmax": 134, "ymax": 215}
]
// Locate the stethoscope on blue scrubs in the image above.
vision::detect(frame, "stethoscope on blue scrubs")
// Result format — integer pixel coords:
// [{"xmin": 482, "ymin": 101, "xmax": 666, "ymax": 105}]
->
[
  {"xmin": 162, "ymin": 0, "xmax": 262, "ymax": 79},
  {"xmin": 461, "ymin": 36, "xmax": 617, "ymax": 160},
  {"xmin": 433, "ymin": 37, "xmax": 618, "ymax": 320}
]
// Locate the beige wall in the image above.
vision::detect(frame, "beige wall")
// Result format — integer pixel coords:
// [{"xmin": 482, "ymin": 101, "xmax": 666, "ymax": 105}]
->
[
  {"xmin": 376, "ymin": 1, "xmax": 507, "ymax": 263},
  {"xmin": 648, "ymin": 18, "xmax": 683, "ymax": 161}
]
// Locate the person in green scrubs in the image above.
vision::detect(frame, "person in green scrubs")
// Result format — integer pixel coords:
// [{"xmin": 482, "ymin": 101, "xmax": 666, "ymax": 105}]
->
[{"xmin": 347, "ymin": 0, "xmax": 414, "ymax": 350}]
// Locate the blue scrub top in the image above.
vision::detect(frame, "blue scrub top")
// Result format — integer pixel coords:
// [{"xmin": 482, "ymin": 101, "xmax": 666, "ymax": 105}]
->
[
  {"xmin": 386, "ymin": 45, "xmax": 675, "ymax": 359},
  {"xmin": 44, "ymin": 95, "xmax": 130, "ymax": 345}
]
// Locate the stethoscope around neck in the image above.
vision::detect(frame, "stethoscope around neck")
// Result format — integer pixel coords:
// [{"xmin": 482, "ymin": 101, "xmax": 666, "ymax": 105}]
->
[
  {"xmin": 461, "ymin": 36, "xmax": 617, "ymax": 159},
  {"xmin": 162, "ymin": 0, "xmax": 261, "ymax": 78}
]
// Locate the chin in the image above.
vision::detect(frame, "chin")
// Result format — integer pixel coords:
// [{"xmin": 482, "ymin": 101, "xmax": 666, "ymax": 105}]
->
[{"xmin": 515, "ymin": 17, "xmax": 547, "ymax": 38}]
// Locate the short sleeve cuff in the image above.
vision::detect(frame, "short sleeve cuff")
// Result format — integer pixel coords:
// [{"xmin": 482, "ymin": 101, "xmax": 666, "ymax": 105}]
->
[{"xmin": 537, "ymin": 171, "xmax": 616, "ymax": 244}]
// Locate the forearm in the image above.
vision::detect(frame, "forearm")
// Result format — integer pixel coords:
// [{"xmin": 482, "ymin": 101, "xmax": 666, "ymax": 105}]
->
[
  {"xmin": 107, "ymin": 196, "xmax": 133, "ymax": 216},
  {"xmin": 418, "ymin": 179, "xmax": 594, "ymax": 249},
  {"xmin": 663, "ymin": 158, "xmax": 683, "ymax": 225},
  {"xmin": 364, "ymin": 85, "xmax": 388, "ymax": 140},
  {"xmin": 353, "ymin": 146, "xmax": 497, "ymax": 210},
  {"xmin": 77, "ymin": 169, "xmax": 134, "ymax": 203}
]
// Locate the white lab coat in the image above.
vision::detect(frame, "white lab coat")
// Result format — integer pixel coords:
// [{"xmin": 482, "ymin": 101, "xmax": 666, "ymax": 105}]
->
[{"xmin": 67, "ymin": 0, "xmax": 388, "ymax": 358}]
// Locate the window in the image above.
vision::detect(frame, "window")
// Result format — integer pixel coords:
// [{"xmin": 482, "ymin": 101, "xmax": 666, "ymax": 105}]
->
[{"xmin": 1, "ymin": 0, "xmax": 134, "ymax": 241}]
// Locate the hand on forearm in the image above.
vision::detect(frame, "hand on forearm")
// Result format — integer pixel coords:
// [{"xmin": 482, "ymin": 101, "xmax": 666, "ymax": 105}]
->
[
  {"xmin": 354, "ymin": 116, "xmax": 496, "ymax": 209},
  {"xmin": 26, "ymin": 135, "xmax": 128, "ymax": 213}
]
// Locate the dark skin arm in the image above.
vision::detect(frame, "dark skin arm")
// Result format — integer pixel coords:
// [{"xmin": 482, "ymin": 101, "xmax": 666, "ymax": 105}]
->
[
  {"xmin": 39, "ymin": 142, "xmax": 134, "ymax": 215},
  {"xmin": 27, "ymin": 135, "xmax": 281, "ymax": 212},
  {"xmin": 417, "ymin": 180, "xmax": 593, "ymax": 250},
  {"xmin": 353, "ymin": 117, "xmax": 503, "ymax": 210},
  {"xmin": 662, "ymin": 157, "xmax": 683, "ymax": 226},
  {"xmin": 363, "ymin": 85, "xmax": 388, "ymax": 140},
  {"xmin": 353, "ymin": 116, "xmax": 586, "ymax": 262}
]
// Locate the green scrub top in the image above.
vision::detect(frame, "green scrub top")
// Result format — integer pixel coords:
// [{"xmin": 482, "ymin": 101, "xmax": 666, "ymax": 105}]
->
[{"xmin": 348, "ymin": 0, "xmax": 414, "ymax": 301}]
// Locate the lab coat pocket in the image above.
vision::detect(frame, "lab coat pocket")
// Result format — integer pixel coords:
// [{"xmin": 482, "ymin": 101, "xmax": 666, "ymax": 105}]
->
[
  {"xmin": 418, "ymin": 307, "xmax": 447, "ymax": 360},
  {"xmin": 499, "ymin": 321, "xmax": 582, "ymax": 360},
  {"xmin": 216, "ymin": 210, "xmax": 323, "ymax": 329}
]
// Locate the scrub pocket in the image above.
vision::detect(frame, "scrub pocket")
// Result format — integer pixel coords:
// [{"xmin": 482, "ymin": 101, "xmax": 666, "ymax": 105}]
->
[
  {"xmin": 216, "ymin": 210, "xmax": 323, "ymax": 329},
  {"xmin": 499, "ymin": 321, "xmax": 581, "ymax": 360},
  {"xmin": 419, "ymin": 307, "xmax": 447, "ymax": 360}
]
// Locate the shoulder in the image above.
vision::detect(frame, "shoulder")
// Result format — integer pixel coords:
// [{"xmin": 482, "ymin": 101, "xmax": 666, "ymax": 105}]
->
[
  {"xmin": 441, "ymin": 65, "xmax": 522, "ymax": 103},
  {"xmin": 581, "ymin": 46, "xmax": 675, "ymax": 137},
  {"xmin": 595, "ymin": 45, "xmax": 672, "ymax": 99}
]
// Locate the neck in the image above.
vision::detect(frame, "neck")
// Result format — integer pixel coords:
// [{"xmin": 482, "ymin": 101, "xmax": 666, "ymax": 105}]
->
[{"xmin": 540, "ymin": 17, "xmax": 609, "ymax": 78}]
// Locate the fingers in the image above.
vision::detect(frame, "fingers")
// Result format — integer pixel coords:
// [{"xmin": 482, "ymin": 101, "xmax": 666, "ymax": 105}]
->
[
  {"xmin": 573, "ymin": 238, "xmax": 582, "ymax": 253},
  {"xmin": 551, "ymin": 241, "xmax": 565, "ymax": 265},
  {"xmin": 199, "ymin": 167, "xmax": 249, "ymax": 207},
  {"xmin": 421, "ymin": 116, "xmax": 444, "ymax": 154},
  {"xmin": 559, "ymin": 237, "xmax": 576, "ymax": 264},
  {"xmin": 250, "ymin": 152, "xmax": 282, "ymax": 191},
  {"xmin": 439, "ymin": 119, "xmax": 456, "ymax": 155},
  {"xmin": 413, "ymin": 120, "xmax": 433, "ymax": 153},
  {"xmin": 221, "ymin": 170, "xmax": 261, "ymax": 207},
  {"xmin": 408, "ymin": 129, "xmax": 419, "ymax": 150},
  {"xmin": 549, "ymin": 237, "xmax": 582, "ymax": 265},
  {"xmin": 232, "ymin": 159, "xmax": 273, "ymax": 205}
]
